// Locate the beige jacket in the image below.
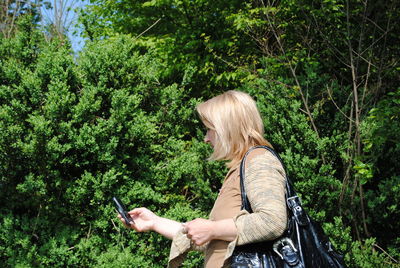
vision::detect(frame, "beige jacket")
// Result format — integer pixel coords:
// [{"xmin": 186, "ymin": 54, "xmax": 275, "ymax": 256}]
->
[{"xmin": 168, "ymin": 149, "xmax": 287, "ymax": 267}]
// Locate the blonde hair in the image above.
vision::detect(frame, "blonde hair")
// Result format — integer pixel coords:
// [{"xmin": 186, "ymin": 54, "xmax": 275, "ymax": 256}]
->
[{"xmin": 196, "ymin": 90, "xmax": 272, "ymax": 168}]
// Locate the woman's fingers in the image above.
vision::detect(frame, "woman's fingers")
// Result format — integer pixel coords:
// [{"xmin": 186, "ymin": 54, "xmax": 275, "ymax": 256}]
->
[
  {"xmin": 128, "ymin": 207, "xmax": 147, "ymax": 218},
  {"xmin": 183, "ymin": 218, "xmax": 214, "ymax": 246},
  {"xmin": 181, "ymin": 223, "xmax": 188, "ymax": 234},
  {"xmin": 116, "ymin": 213, "xmax": 131, "ymax": 228}
]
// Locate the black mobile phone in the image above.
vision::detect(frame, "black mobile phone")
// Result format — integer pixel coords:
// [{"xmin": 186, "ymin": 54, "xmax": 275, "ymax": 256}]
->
[{"xmin": 112, "ymin": 197, "xmax": 134, "ymax": 226}]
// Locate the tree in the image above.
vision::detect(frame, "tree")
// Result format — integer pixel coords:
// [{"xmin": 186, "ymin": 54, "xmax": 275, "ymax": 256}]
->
[
  {"xmin": 40, "ymin": 0, "xmax": 82, "ymax": 41},
  {"xmin": 0, "ymin": 0, "xmax": 42, "ymax": 38},
  {"xmin": 79, "ymin": 0, "xmax": 264, "ymax": 95}
]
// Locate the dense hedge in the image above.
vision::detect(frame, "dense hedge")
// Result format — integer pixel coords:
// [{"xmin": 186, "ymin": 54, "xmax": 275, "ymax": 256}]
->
[{"xmin": 0, "ymin": 18, "xmax": 223, "ymax": 267}]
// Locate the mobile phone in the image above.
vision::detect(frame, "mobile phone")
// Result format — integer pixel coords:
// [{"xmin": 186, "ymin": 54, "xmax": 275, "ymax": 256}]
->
[{"xmin": 112, "ymin": 197, "xmax": 134, "ymax": 226}]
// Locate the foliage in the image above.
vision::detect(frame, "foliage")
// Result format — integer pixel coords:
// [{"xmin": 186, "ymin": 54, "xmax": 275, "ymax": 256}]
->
[
  {"xmin": 227, "ymin": 0, "xmax": 400, "ymax": 254},
  {"xmin": 0, "ymin": 17, "xmax": 223, "ymax": 267},
  {"xmin": 1, "ymin": 0, "xmax": 400, "ymax": 265},
  {"xmin": 0, "ymin": 0, "xmax": 43, "ymax": 38},
  {"xmin": 80, "ymin": 0, "xmax": 263, "ymax": 94},
  {"xmin": 323, "ymin": 217, "xmax": 397, "ymax": 268},
  {"xmin": 361, "ymin": 88, "xmax": 400, "ymax": 256}
]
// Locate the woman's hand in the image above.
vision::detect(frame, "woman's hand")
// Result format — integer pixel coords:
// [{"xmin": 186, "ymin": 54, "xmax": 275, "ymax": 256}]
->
[
  {"xmin": 118, "ymin": 207, "xmax": 158, "ymax": 232},
  {"xmin": 183, "ymin": 218, "xmax": 237, "ymax": 246},
  {"xmin": 183, "ymin": 218, "xmax": 216, "ymax": 246},
  {"xmin": 117, "ymin": 207, "xmax": 182, "ymax": 240}
]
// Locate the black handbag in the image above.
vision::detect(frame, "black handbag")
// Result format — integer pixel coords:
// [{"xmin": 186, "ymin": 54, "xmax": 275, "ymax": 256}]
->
[{"xmin": 231, "ymin": 146, "xmax": 346, "ymax": 268}]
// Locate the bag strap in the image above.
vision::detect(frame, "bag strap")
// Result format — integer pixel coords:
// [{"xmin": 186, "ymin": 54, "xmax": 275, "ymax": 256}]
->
[
  {"xmin": 240, "ymin": 145, "xmax": 293, "ymax": 211},
  {"xmin": 240, "ymin": 145, "xmax": 310, "ymax": 226}
]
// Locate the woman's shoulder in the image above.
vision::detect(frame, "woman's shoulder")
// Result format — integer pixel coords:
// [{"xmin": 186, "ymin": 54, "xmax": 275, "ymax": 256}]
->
[
  {"xmin": 245, "ymin": 147, "xmax": 277, "ymax": 164},
  {"xmin": 245, "ymin": 147, "xmax": 285, "ymax": 175}
]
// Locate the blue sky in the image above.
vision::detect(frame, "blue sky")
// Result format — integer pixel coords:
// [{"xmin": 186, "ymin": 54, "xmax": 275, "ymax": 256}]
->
[{"xmin": 40, "ymin": 0, "xmax": 89, "ymax": 53}]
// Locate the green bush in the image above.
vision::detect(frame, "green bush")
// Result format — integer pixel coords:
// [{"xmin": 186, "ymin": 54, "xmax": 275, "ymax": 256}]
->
[{"xmin": 0, "ymin": 18, "xmax": 222, "ymax": 267}]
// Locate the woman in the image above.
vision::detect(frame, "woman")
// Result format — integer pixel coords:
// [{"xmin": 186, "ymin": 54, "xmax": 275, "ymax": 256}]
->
[{"xmin": 118, "ymin": 90, "xmax": 287, "ymax": 267}]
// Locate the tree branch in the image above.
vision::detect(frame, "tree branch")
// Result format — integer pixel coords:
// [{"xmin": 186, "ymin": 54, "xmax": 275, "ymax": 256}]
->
[{"xmin": 133, "ymin": 18, "xmax": 162, "ymax": 41}]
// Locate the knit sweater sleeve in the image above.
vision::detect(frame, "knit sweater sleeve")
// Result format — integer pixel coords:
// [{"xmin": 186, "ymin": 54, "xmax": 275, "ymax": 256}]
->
[
  {"xmin": 233, "ymin": 150, "xmax": 287, "ymax": 245},
  {"xmin": 168, "ymin": 229, "xmax": 208, "ymax": 268}
]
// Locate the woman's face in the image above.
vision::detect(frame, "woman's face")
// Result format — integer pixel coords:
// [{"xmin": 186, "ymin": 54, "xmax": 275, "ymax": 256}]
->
[{"xmin": 204, "ymin": 129, "xmax": 217, "ymax": 148}]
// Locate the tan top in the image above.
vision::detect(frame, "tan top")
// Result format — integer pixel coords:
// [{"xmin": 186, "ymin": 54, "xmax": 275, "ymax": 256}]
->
[
  {"xmin": 168, "ymin": 148, "xmax": 287, "ymax": 268},
  {"xmin": 205, "ymin": 166, "xmax": 241, "ymax": 267}
]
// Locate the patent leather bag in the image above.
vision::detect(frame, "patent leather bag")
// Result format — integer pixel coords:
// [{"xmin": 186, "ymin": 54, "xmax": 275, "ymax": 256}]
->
[{"xmin": 231, "ymin": 146, "xmax": 346, "ymax": 268}]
